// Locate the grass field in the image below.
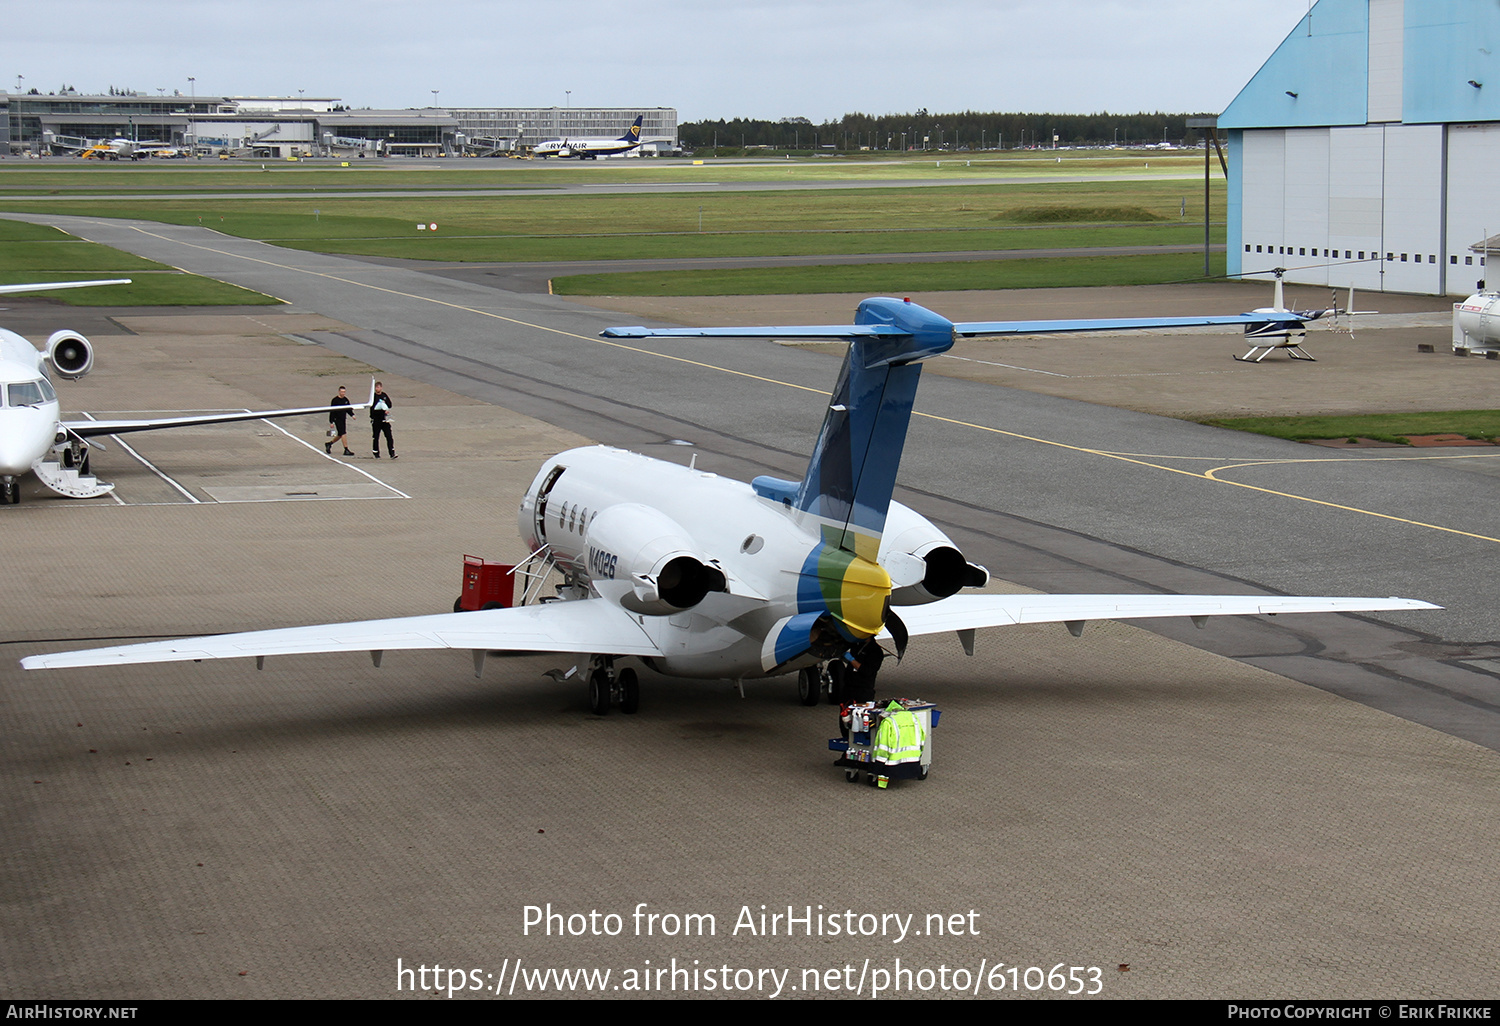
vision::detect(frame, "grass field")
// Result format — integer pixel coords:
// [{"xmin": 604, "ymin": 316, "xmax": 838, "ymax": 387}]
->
[
  {"xmin": 0, "ymin": 219, "xmax": 278, "ymax": 305},
  {"xmin": 0, "ymin": 154, "xmax": 1225, "ymax": 298},
  {"xmin": 552, "ymin": 251, "xmax": 1227, "ymax": 296},
  {"xmin": 1202, "ymin": 411, "xmax": 1500, "ymax": 445},
  {"xmin": 0, "ymin": 180, "xmax": 1225, "ymax": 263},
  {"xmin": 0, "ymin": 150, "xmax": 1207, "ymax": 194}
]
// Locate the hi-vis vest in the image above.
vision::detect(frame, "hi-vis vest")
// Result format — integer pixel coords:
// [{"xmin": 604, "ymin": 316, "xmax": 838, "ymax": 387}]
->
[{"xmin": 873, "ymin": 702, "xmax": 925, "ymax": 765}]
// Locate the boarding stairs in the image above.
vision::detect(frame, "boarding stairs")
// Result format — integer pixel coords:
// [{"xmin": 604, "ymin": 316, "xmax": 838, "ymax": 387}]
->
[{"xmin": 31, "ymin": 457, "xmax": 114, "ymax": 499}]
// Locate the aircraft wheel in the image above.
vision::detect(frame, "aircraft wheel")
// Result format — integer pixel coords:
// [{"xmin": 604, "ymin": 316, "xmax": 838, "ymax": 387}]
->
[
  {"xmin": 824, "ymin": 660, "xmax": 846, "ymax": 705},
  {"xmin": 619, "ymin": 668, "xmax": 640, "ymax": 714},
  {"xmin": 796, "ymin": 666, "xmax": 820, "ymax": 706},
  {"xmin": 0, "ymin": 478, "xmax": 17, "ymax": 505},
  {"xmin": 588, "ymin": 669, "xmax": 611, "ymax": 715}
]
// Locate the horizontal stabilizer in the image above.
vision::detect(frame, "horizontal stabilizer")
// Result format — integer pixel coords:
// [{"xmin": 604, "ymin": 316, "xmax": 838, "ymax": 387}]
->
[
  {"xmin": 890, "ymin": 593, "xmax": 1441, "ymax": 638},
  {"xmin": 22, "ymin": 599, "xmax": 662, "ymax": 670},
  {"xmin": 603, "ymin": 324, "xmax": 907, "ymax": 340}
]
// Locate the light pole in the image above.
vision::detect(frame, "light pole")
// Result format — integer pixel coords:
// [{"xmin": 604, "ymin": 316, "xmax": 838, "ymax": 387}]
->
[
  {"xmin": 432, "ymin": 89, "xmax": 439, "ymax": 108},
  {"xmin": 188, "ymin": 76, "xmax": 195, "ymax": 98}
]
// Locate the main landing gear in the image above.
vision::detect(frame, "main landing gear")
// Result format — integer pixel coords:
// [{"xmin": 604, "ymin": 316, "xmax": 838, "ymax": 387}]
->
[
  {"xmin": 587, "ymin": 656, "xmax": 639, "ymax": 716},
  {"xmin": 797, "ymin": 660, "xmax": 845, "ymax": 706}
]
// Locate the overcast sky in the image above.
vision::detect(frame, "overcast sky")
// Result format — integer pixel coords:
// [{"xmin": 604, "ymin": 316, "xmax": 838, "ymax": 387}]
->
[{"xmin": 11, "ymin": 1, "xmax": 1312, "ymax": 121}]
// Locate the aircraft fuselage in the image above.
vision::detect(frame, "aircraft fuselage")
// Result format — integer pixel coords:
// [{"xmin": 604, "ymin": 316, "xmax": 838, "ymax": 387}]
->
[{"xmin": 518, "ymin": 446, "xmax": 955, "ymax": 679}]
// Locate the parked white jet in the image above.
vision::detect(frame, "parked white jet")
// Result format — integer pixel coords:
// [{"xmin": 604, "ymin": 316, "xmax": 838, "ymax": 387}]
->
[
  {"xmin": 0, "ymin": 279, "xmax": 357, "ymax": 504},
  {"xmin": 533, "ymin": 115, "xmax": 644, "ymax": 159},
  {"xmin": 22, "ymin": 295, "xmax": 1438, "ymax": 713},
  {"xmin": 79, "ymin": 139, "xmax": 182, "ymax": 161}
]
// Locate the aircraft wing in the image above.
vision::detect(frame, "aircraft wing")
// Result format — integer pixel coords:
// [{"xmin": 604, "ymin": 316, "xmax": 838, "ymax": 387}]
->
[
  {"xmin": 0, "ymin": 279, "xmax": 131, "ymax": 296},
  {"xmin": 65, "ymin": 404, "xmax": 356, "ymax": 438},
  {"xmin": 603, "ymin": 325, "xmax": 908, "ymax": 340},
  {"xmin": 21, "ymin": 599, "xmax": 663, "ymax": 671},
  {"xmin": 951, "ymin": 312, "xmax": 1322, "ymax": 338},
  {"xmin": 890, "ymin": 592, "xmax": 1441, "ymax": 637}
]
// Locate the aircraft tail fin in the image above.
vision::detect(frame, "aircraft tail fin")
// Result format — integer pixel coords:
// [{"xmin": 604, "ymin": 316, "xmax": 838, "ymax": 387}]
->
[
  {"xmin": 605, "ymin": 298, "xmax": 957, "ymax": 558},
  {"xmin": 791, "ymin": 298, "xmax": 955, "ymax": 558},
  {"xmin": 622, "ymin": 115, "xmax": 643, "ymax": 142}
]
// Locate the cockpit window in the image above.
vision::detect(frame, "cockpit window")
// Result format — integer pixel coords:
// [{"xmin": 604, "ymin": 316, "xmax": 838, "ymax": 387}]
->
[{"xmin": 8, "ymin": 379, "xmax": 55, "ymax": 407}]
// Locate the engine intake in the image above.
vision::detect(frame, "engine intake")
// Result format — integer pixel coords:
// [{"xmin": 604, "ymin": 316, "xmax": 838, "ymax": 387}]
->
[{"xmin": 45, "ymin": 331, "xmax": 93, "ymax": 380}]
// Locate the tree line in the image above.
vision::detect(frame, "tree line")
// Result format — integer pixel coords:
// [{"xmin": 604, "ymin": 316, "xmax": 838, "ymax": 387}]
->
[{"xmin": 679, "ymin": 110, "xmax": 1217, "ymax": 152}]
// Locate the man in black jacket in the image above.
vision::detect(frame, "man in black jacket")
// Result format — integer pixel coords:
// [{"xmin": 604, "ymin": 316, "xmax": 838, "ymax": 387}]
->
[{"xmin": 370, "ymin": 381, "xmax": 397, "ymax": 459}]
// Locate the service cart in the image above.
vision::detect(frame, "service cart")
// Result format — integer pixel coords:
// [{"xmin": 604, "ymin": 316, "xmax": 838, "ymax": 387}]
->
[{"xmin": 829, "ymin": 699, "xmax": 939, "ymax": 788}]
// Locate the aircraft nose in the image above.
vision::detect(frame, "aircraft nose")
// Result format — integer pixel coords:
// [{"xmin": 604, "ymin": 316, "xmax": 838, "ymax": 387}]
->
[{"xmin": 0, "ymin": 410, "xmax": 56, "ymax": 476}]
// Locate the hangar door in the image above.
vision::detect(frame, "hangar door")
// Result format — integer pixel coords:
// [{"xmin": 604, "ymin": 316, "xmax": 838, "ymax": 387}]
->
[{"xmin": 1238, "ymin": 125, "xmax": 1444, "ymax": 294}]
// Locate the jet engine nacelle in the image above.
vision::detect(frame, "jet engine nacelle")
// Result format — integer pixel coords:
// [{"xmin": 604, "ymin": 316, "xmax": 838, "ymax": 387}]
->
[
  {"xmin": 45, "ymin": 330, "xmax": 94, "ymax": 380},
  {"xmin": 583, "ymin": 503, "xmax": 727, "ymax": 616},
  {"xmin": 881, "ymin": 501, "xmax": 990, "ymax": 605}
]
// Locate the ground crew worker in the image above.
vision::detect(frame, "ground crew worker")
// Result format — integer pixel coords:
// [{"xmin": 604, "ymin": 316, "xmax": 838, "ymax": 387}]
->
[{"xmin": 872, "ymin": 700, "xmax": 925, "ymax": 789}]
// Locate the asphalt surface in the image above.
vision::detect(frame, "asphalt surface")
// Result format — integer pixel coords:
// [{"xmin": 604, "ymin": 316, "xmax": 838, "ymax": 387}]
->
[
  {"xmin": 3, "ymin": 213, "xmax": 1498, "ymax": 999},
  {"xmin": 12, "ymin": 213, "xmax": 1495, "ymax": 742},
  {"xmin": 356, "ymin": 244, "xmax": 1229, "ymax": 295}
]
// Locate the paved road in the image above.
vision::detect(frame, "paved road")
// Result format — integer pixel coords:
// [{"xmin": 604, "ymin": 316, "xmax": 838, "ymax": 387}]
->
[
  {"xmin": 355, "ymin": 244, "xmax": 1229, "ymax": 294},
  {"xmin": 10, "ymin": 212, "xmax": 1500, "ymax": 755}
]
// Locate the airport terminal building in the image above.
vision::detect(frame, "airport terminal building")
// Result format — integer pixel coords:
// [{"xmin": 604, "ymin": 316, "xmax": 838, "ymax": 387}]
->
[
  {"xmin": 3, "ymin": 93, "xmax": 677, "ymax": 158},
  {"xmin": 1223, "ymin": 0, "xmax": 1500, "ymax": 296}
]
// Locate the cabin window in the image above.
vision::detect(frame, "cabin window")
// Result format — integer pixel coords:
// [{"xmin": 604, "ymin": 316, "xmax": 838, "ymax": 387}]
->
[{"xmin": 8, "ymin": 380, "xmax": 51, "ymax": 406}]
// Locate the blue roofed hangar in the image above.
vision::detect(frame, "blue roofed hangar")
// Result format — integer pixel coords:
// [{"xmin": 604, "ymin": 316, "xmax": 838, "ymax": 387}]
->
[{"xmin": 1223, "ymin": 0, "xmax": 1500, "ymax": 296}]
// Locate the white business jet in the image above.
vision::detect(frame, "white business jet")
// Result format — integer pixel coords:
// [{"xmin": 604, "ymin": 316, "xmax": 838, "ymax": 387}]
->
[
  {"xmin": 0, "ymin": 279, "xmax": 356, "ymax": 504},
  {"xmin": 21, "ymin": 296, "xmax": 1438, "ymax": 713}
]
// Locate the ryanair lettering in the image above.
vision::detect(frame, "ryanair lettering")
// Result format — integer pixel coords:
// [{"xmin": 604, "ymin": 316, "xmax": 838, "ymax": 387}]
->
[{"xmin": 589, "ymin": 546, "xmax": 619, "ymax": 580}]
